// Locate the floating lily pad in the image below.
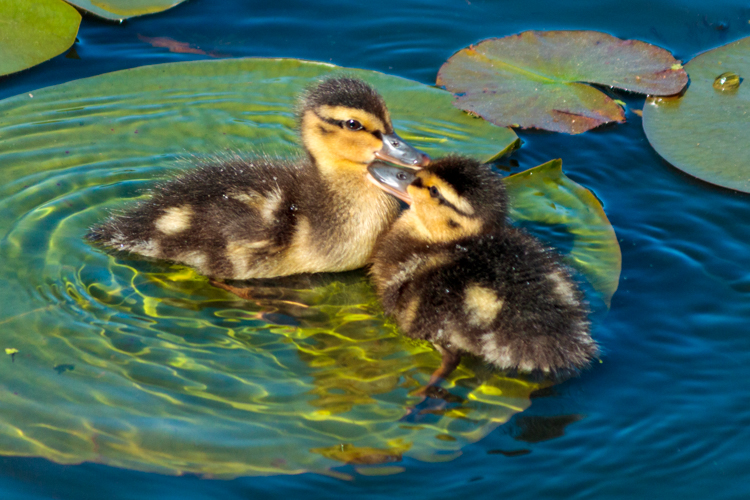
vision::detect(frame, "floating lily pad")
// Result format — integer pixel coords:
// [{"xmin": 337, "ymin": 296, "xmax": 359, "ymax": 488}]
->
[
  {"xmin": 0, "ymin": 0, "xmax": 81, "ymax": 77},
  {"xmin": 505, "ymin": 159, "xmax": 621, "ymax": 307},
  {"xmin": 64, "ymin": 0, "xmax": 187, "ymax": 20},
  {"xmin": 642, "ymin": 36, "xmax": 750, "ymax": 193},
  {"xmin": 0, "ymin": 59, "xmax": 521, "ymax": 477},
  {"xmin": 437, "ymin": 31, "xmax": 688, "ymax": 134}
]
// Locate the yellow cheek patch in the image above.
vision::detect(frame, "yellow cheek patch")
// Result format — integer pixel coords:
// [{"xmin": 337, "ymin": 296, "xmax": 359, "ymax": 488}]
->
[
  {"xmin": 333, "ymin": 132, "xmax": 384, "ymax": 162},
  {"xmin": 301, "ymin": 110, "xmax": 384, "ymax": 170},
  {"xmin": 451, "ymin": 216, "xmax": 483, "ymax": 237},
  {"xmin": 409, "ymin": 202, "xmax": 483, "ymax": 243}
]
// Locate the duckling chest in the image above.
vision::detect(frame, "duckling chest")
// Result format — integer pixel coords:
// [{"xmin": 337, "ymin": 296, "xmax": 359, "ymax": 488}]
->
[{"xmin": 287, "ymin": 189, "xmax": 400, "ymax": 273}]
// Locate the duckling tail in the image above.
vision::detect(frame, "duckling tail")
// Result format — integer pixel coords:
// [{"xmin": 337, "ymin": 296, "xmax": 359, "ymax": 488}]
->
[{"xmin": 85, "ymin": 214, "xmax": 159, "ymax": 257}]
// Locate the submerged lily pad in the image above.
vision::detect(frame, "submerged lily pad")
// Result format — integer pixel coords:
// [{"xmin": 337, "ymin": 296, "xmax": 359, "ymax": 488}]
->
[
  {"xmin": 0, "ymin": 0, "xmax": 81, "ymax": 77},
  {"xmin": 437, "ymin": 31, "xmax": 687, "ymax": 134},
  {"xmin": 64, "ymin": 0, "xmax": 187, "ymax": 20},
  {"xmin": 0, "ymin": 58, "xmax": 522, "ymax": 477},
  {"xmin": 642, "ymin": 36, "xmax": 750, "ymax": 193},
  {"xmin": 505, "ymin": 159, "xmax": 621, "ymax": 307}
]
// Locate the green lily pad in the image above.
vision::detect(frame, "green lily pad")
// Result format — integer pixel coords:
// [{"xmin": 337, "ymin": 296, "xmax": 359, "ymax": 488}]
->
[
  {"xmin": 437, "ymin": 30, "xmax": 688, "ymax": 134},
  {"xmin": 505, "ymin": 159, "xmax": 621, "ymax": 307},
  {"xmin": 0, "ymin": 58, "xmax": 521, "ymax": 477},
  {"xmin": 64, "ymin": 0, "xmax": 187, "ymax": 20},
  {"xmin": 0, "ymin": 0, "xmax": 81, "ymax": 77},
  {"xmin": 642, "ymin": 36, "xmax": 750, "ymax": 193},
  {"xmin": 0, "ymin": 58, "xmax": 516, "ymax": 200}
]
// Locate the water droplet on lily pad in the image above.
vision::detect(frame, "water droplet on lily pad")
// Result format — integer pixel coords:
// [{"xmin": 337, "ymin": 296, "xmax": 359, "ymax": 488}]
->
[
  {"xmin": 643, "ymin": 36, "xmax": 750, "ymax": 192},
  {"xmin": 713, "ymin": 71, "xmax": 741, "ymax": 91}
]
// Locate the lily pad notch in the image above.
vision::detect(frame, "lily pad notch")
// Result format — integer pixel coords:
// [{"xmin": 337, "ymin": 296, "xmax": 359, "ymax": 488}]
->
[{"xmin": 437, "ymin": 30, "xmax": 688, "ymax": 134}]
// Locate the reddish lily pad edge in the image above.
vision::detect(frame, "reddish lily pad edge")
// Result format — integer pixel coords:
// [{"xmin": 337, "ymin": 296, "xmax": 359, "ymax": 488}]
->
[{"xmin": 437, "ymin": 30, "xmax": 688, "ymax": 134}]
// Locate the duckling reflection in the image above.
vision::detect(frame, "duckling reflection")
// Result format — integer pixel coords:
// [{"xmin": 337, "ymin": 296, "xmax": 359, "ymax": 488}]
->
[
  {"xmin": 88, "ymin": 77, "xmax": 429, "ymax": 280},
  {"xmin": 210, "ymin": 273, "xmax": 359, "ymax": 326},
  {"xmin": 368, "ymin": 156, "xmax": 598, "ymax": 389},
  {"xmin": 209, "ymin": 269, "xmax": 541, "ymax": 422},
  {"xmin": 210, "ymin": 271, "xmax": 413, "ymax": 414}
]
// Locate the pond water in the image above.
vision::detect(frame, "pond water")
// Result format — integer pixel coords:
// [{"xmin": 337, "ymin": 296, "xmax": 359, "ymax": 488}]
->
[{"xmin": 1, "ymin": 0, "xmax": 749, "ymax": 499}]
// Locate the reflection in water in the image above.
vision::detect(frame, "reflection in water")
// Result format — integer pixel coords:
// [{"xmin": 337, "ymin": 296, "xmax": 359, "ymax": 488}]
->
[
  {"xmin": 487, "ymin": 448, "xmax": 532, "ymax": 457},
  {"xmin": 311, "ymin": 442, "xmax": 409, "ymax": 465},
  {"xmin": 511, "ymin": 414, "xmax": 584, "ymax": 443},
  {"xmin": 0, "ymin": 232, "xmax": 541, "ymax": 477}
]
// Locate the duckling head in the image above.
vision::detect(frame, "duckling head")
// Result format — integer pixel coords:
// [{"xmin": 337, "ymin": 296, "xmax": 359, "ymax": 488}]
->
[
  {"xmin": 368, "ymin": 155, "xmax": 507, "ymax": 243},
  {"xmin": 299, "ymin": 77, "xmax": 430, "ymax": 177}
]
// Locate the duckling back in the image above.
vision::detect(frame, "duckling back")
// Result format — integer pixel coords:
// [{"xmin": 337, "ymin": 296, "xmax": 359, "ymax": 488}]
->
[
  {"xmin": 87, "ymin": 76, "xmax": 426, "ymax": 280},
  {"xmin": 89, "ymin": 155, "xmax": 306, "ymax": 277},
  {"xmin": 368, "ymin": 156, "xmax": 598, "ymax": 379},
  {"xmin": 89, "ymin": 153, "xmax": 400, "ymax": 279},
  {"xmin": 372, "ymin": 227, "xmax": 596, "ymax": 378}
]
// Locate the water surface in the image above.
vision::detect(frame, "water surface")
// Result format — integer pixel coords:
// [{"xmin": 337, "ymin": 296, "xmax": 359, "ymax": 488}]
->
[{"xmin": 1, "ymin": 0, "xmax": 749, "ymax": 498}]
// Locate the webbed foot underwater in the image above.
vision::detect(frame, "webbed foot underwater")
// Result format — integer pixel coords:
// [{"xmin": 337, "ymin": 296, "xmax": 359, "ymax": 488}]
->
[
  {"xmin": 368, "ymin": 156, "xmax": 599, "ymax": 383},
  {"xmin": 87, "ymin": 77, "xmax": 429, "ymax": 280}
]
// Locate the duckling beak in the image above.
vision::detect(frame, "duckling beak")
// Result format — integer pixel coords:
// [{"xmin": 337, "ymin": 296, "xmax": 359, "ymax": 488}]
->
[
  {"xmin": 375, "ymin": 132, "xmax": 430, "ymax": 168},
  {"xmin": 367, "ymin": 163, "xmax": 416, "ymax": 205}
]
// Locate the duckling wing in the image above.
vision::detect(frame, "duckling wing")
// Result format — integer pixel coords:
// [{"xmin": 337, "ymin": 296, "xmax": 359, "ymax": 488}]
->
[
  {"xmin": 87, "ymin": 157, "xmax": 310, "ymax": 278},
  {"xmin": 374, "ymin": 229, "xmax": 596, "ymax": 376},
  {"xmin": 426, "ymin": 231, "xmax": 596, "ymax": 375}
]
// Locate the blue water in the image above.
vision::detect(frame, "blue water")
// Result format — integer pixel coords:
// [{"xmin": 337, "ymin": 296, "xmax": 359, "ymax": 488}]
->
[{"xmin": 2, "ymin": 0, "xmax": 750, "ymax": 498}]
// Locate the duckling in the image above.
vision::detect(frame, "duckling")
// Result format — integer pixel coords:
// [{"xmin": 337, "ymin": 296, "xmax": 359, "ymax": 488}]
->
[
  {"xmin": 368, "ymin": 156, "xmax": 598, "ymax": 384},
  {"xmin": 86, "ymin": 77, "xmax": 429, "ymax": 280}
]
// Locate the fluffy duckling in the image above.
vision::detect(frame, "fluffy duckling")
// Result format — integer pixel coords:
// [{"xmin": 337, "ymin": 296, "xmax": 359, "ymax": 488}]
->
[
  {"xmin": 368, "ymin": 156, "xmax": 598, "ymax": 383},
  {"xmin": 87, "ymin": 77, "xmax": 429, "ymax": 280}
]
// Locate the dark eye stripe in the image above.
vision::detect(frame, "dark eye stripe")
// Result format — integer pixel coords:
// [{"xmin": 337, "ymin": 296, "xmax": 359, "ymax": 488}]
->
[
  {"xmin": 314, "ymin": 111, "xmax": 368, "ymax": 131},
  {"xmin": 420, "ymin": 182, "xmax": 473, "ymax": 217},
  {"xmin": 441, "ymin": 197, "xmax": 472, "ymax": 217},
  {"xmin": 314, "ymin": 111, "xmax": 341, "ymax": 127}
]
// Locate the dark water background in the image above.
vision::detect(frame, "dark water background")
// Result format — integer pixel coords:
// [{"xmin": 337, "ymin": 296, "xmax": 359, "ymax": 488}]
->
[{"xmin": 1, "ymin": 0, "xmax": 750, "ymax": 498}]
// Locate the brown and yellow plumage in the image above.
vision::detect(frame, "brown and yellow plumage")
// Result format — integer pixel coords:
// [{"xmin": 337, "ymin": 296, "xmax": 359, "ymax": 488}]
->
[
  {"xmin": 368, "ymin": 156, "xmax": 598, "ymax": 382},
  {"xmin": 87, "ymin": 77, "xmax": 429, "ymax": 279}
]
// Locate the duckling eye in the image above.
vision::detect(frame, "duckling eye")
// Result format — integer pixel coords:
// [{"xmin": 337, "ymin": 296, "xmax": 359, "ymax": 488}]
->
[
  {"xmin": 429, "ymin": 186, "xmax": 440, "ymax": 198},
  {"xmin": 345, "ymin": 119, "xmax": 363, "ymax": 131}
]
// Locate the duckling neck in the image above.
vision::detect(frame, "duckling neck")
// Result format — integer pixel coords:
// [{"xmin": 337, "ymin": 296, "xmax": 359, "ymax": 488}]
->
[
  {"xmin": 319, "ymin": 162, "xmax": 401, "ymax": 238},
  {"xmin": 308, "ymin": 149, "xmax": 366, "ymax": 180}
]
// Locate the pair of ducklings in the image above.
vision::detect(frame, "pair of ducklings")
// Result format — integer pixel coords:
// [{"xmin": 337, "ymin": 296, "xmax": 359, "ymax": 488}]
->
[{"xmin": 88, "ymin": 77, "xmax": 597, "ymax": 382}]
